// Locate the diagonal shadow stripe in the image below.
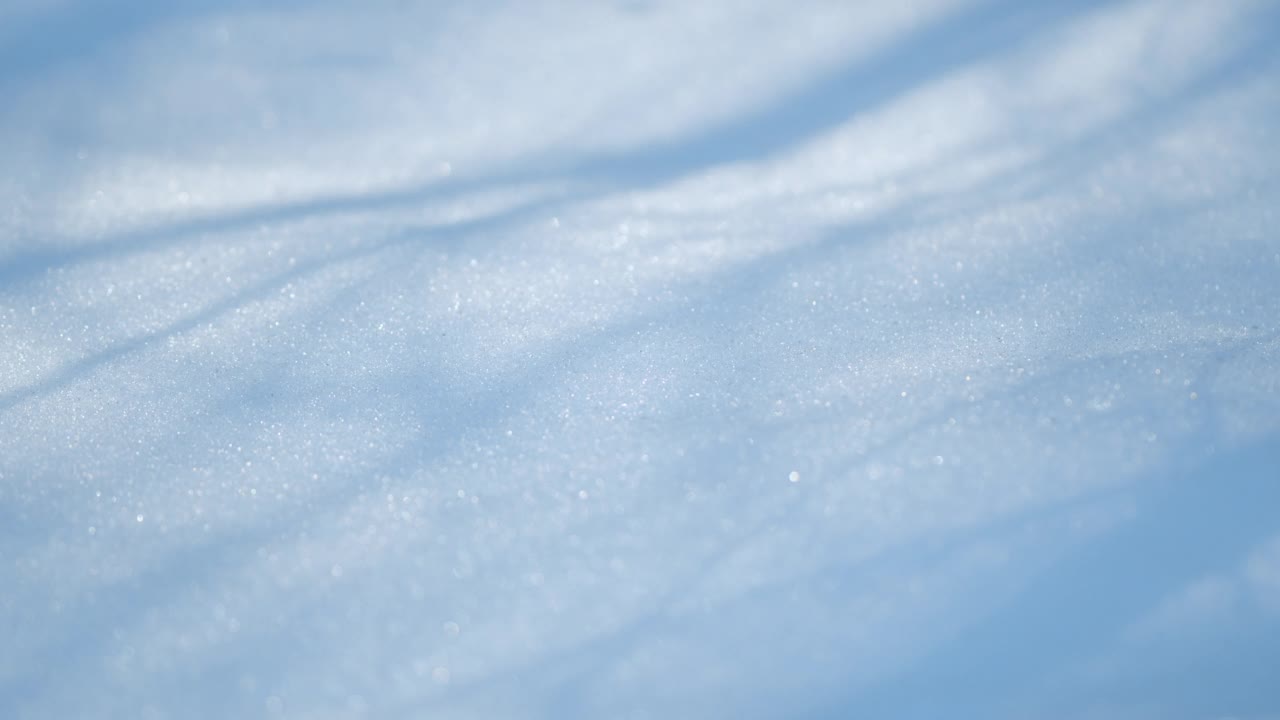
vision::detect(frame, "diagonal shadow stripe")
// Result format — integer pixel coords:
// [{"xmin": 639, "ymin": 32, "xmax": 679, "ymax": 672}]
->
[{"xmin": 0, "ymin": 0, "xmax": 1098, "ymax": 287}]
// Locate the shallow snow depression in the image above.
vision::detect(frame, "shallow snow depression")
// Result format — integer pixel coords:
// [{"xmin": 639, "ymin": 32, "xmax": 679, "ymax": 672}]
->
[{"xmin": 2, "ymin": 0, "xmax": 1280, "ymax": 718}]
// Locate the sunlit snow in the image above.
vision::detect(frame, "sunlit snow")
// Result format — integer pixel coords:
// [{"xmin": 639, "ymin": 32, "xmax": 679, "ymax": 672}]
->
[{"xmin": 2, "ymin": 1, "xmax": 1279, "ymax": 718}]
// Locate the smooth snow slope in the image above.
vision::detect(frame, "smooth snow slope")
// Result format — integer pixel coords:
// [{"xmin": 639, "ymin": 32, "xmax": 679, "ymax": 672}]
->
[{"xmin": 2, "ymin": 1, "xmax": 1280, "ymax": 718}]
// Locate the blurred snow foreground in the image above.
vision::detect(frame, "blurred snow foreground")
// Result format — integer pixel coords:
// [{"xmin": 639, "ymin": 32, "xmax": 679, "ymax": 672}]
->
[{"xmin": 2, "ymin": 0, "xmax": 1280, "ymax": 717}]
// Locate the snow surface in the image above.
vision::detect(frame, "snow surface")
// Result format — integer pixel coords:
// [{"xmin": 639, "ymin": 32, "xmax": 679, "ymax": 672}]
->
[{"xmin": 3, "ymin": 0, "xmax": 1280, "ymax": 718}]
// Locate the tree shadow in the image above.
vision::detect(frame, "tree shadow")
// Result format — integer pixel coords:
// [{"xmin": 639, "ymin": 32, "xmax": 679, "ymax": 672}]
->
[
  {"xmin": 5, "ymin": 0, "xmax": 1279, "ymax": 716},
  {"xmin": 381, "ymin": 319, "xmax": 1275, "ymax": 718},
  {"xmin": 0, "ymin": 186, "xmax": 569, "ymax": 413},
  {"xmin": 318, "ymin": 170, "xmax": 1279, "ymax": 715},
  {"xmin": 351, "ymin": 142, "xmax": 1279, "ymax": 713},
  {"xmin": 0, "ymin": 0, "xmax": 1097, "ymax": 287},
  {"xmin": 0, "ymin": 183, "xmax": 920, "ymax": 716}
]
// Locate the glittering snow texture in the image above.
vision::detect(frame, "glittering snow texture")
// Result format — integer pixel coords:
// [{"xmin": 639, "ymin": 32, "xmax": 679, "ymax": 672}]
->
[{"xmin": 2, "ymin": 1, "xmax": 1279, "ymax": 718}]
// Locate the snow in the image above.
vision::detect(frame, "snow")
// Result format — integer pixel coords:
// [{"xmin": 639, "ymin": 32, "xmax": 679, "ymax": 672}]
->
[{"xmin": 2, "ymin": 0, "xmax": 1279, "ymax": 718}]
